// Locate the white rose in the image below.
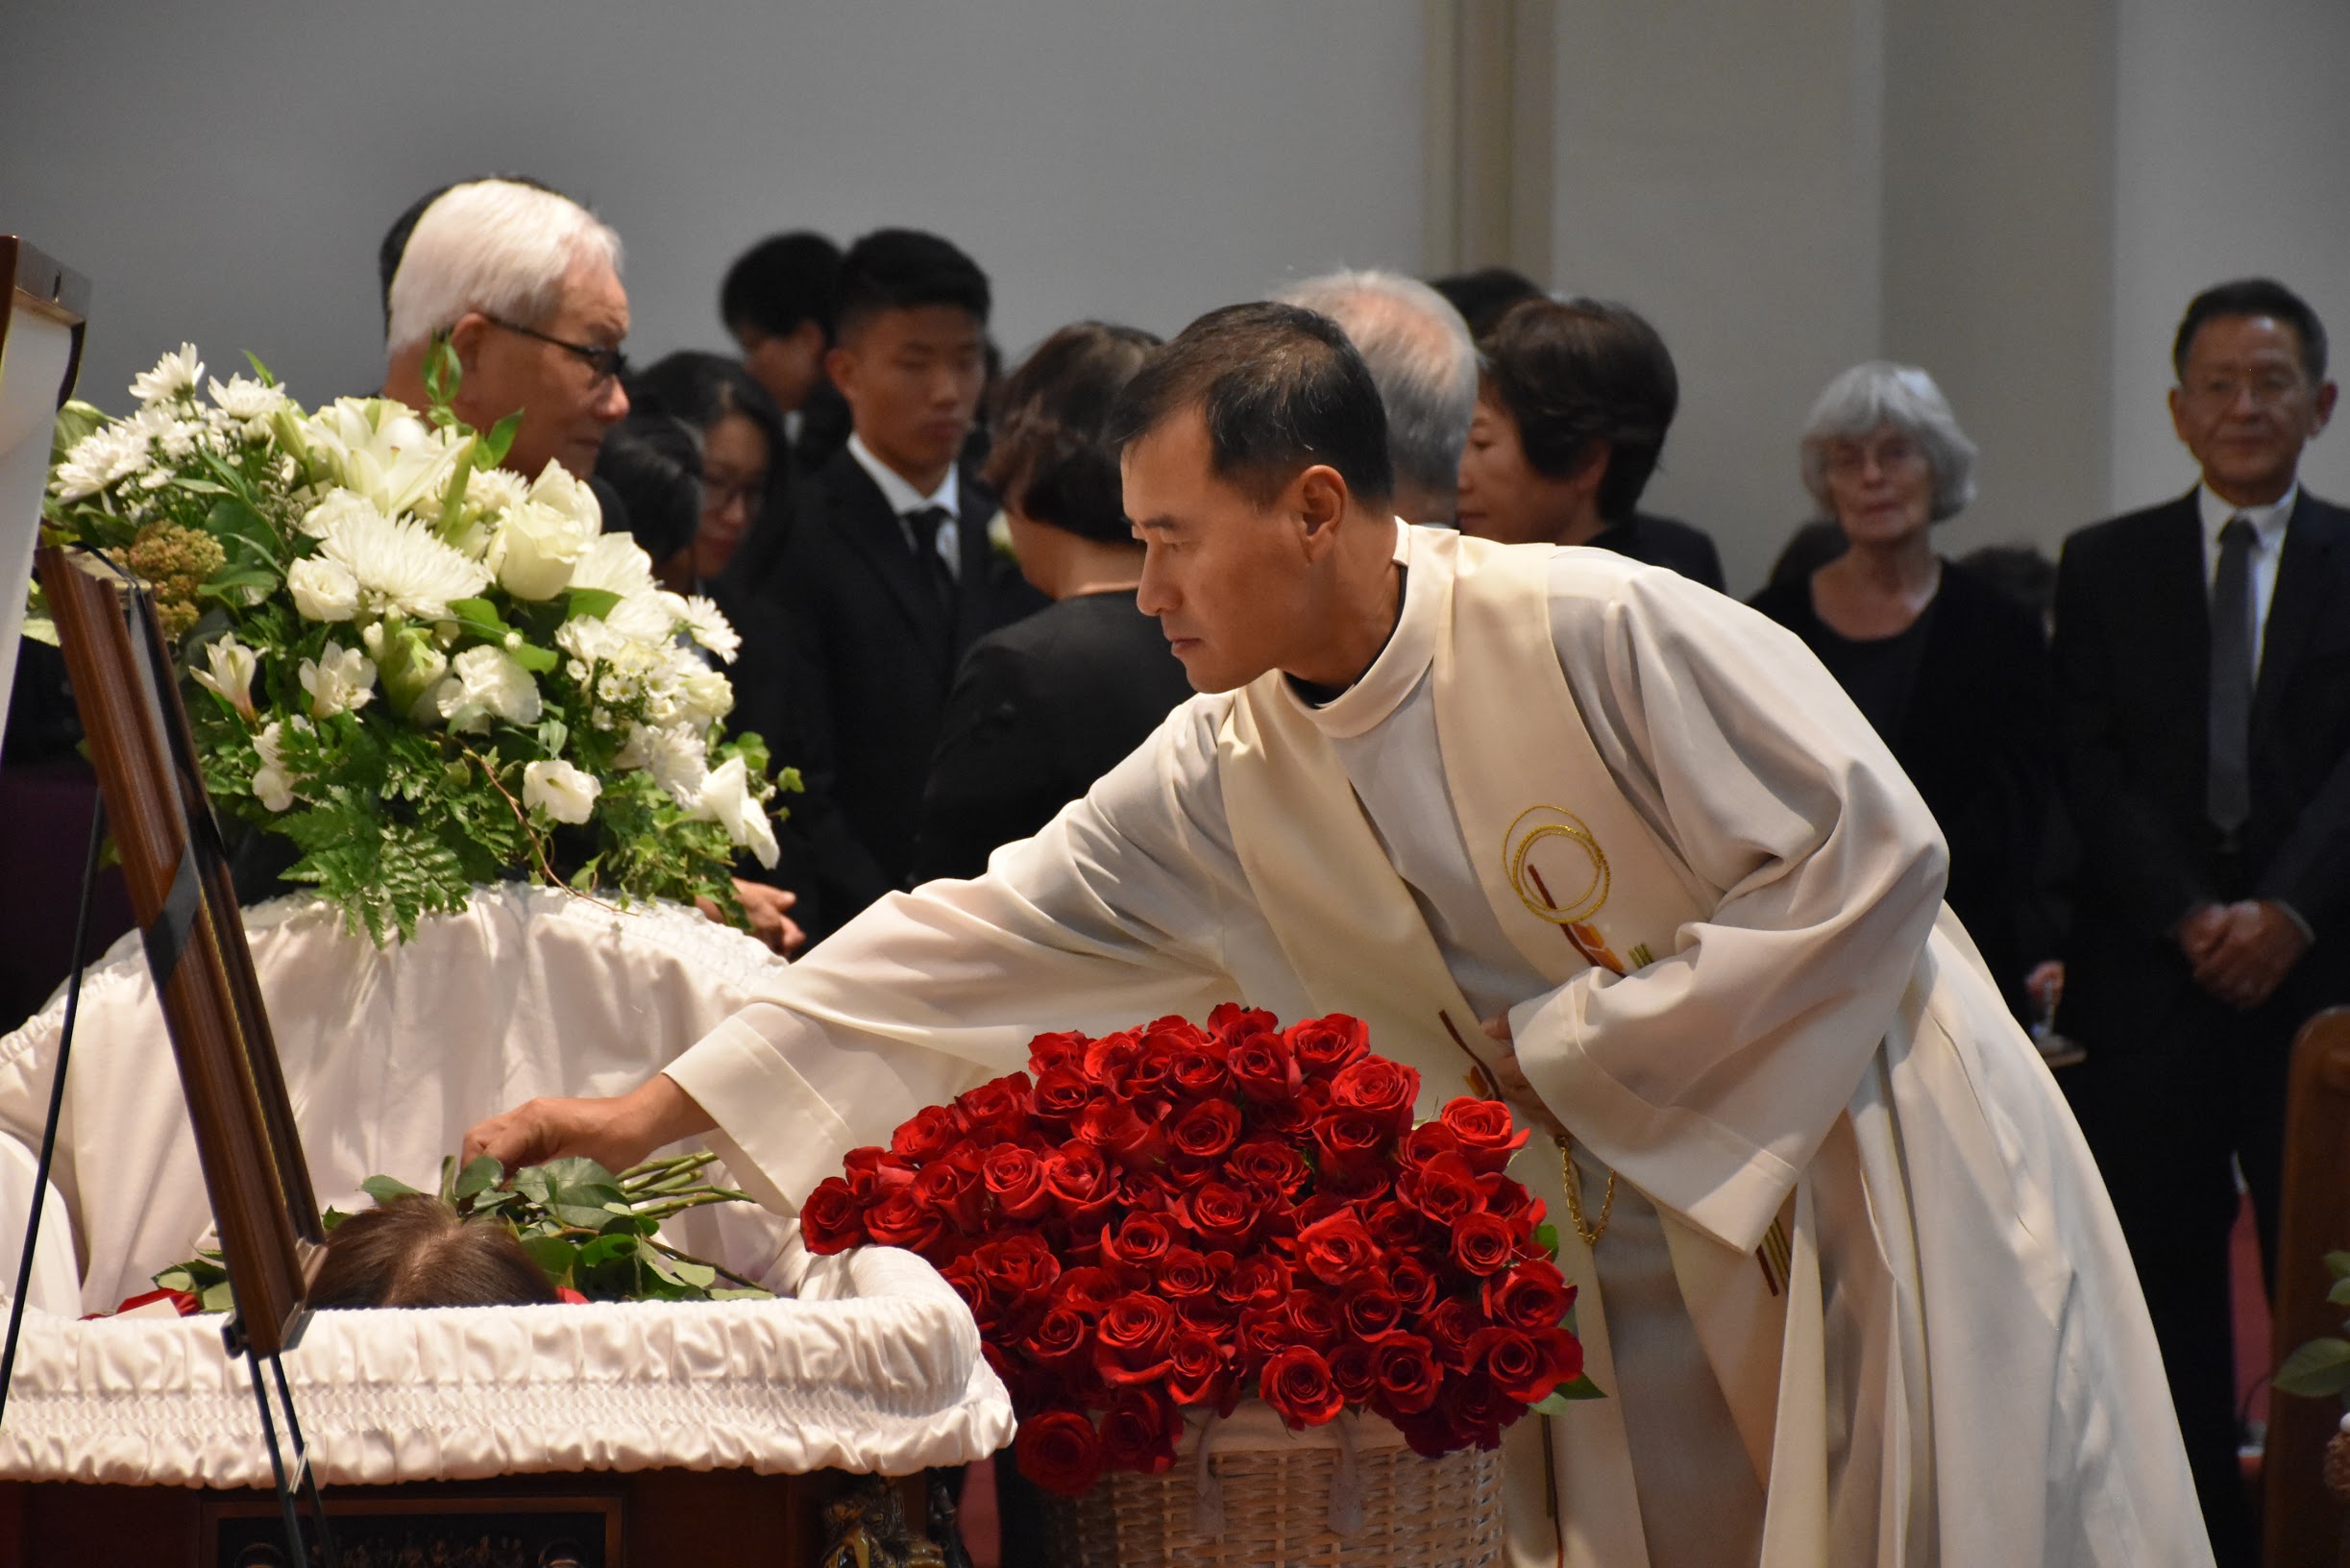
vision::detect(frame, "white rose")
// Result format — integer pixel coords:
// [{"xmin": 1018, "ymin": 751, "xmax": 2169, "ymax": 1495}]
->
[
  {"xmin": 687, "ymin": 754, "xmax": 779, "ymax": 869},
  {"xmin": 297, "ymin": 640, "xmax": 378, "ymax": 719},
  {"xmin": 486, "ymin": 497, "xmax": 597, "ymax": 600},
  {"xmin": 522, "ymin": 759, "xmax": 602, "ymax": 824},
  {"xmin": 566, "ymin": 532, "xmax": 658, "ymax": 599},
  {"xmin": 678, "ymin": 664, "xmax": 734, "ymax": 727},
  {"xmin": 527, "ymin": 460, "xmax": 603, "ymax": 530},
  {"xmin": 190, "ymin": 636, "xmax": 259, "ymax": 723},
  {"xmin": 433, "ymin": 645, "xmax": 543, "ymax": 733},
  {"xmin": 287, "ymin": 557, "xmax": 359, "ymax": 622}
]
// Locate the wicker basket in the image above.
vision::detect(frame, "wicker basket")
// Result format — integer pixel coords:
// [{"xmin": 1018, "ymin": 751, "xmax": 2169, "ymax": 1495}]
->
[{"xmin": 1041, "ymin": 1401, "xmax": 1505, "ymax": 1568}]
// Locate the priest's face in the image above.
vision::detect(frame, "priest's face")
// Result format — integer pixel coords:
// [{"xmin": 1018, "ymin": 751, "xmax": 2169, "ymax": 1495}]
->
[{"xmin": 1126, "ymin": 407, "xmax": 1324, "ymax": 693}]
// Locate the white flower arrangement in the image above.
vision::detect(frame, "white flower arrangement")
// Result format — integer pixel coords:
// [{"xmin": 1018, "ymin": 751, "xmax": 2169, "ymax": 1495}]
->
[{"xmin": 30, "ymin": 343, "xmax": 796, "ymax": 943}]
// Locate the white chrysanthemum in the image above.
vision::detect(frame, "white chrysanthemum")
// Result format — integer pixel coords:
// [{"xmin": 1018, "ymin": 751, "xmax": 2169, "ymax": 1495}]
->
[
  {"xmin": 314, "ymin": 508, "xmax": 491, "ymax": 621},
  {"xmin": 51, "ymin": 422, "xmax": 153, "ymax": 501},
  {"xmin": 131, "ymin": 343, "xmax": 205, "ymax": 404},
  {"xmin": 433, "ymin": 645, "xmax": 543, "ymax": 732},
  {"xmin": 297, "ymin": 489, "xmax": 383, "ymax": 542},
  {"xmin": 522, "ymin": 759, "xmax": 601, "ymax": 824},
  {"xmin": 673, "ymin": 594, "xmax": 742, "ymax": 664},
  {"xmin": 464, "ymin": 467, "xmax": 529, "ymax": 517},
  {"xmin": 686, "ymin": 755, "xmax": 779, "ymax": 868},
  {"xmin": 527, "ymin": 460, "xmax": 603, "ymax": 530},
  {"xmin": 286, "ymin": 557, "xmax": 360, "ymax": 622},
  {"xmin": 207, "ymin": 374, "xmax": 288, "ymax": 423},
  {"xmin": 566, "ymin": 532, "xmax": 658, "ymax": 599},
  {"xmin": 617, "ymin": 721, "xmax": 710, "ymax": 804},
  {"xmin": 298, "ymin": 640, "xmax": 378, "ymax": 719},
  {"xmin": 191, "ymin": 637, "xmax": 260, "ymax": 723},
  {"xmin": 554, "ymin": 613, "xmax": 636, "ymax": 668}
]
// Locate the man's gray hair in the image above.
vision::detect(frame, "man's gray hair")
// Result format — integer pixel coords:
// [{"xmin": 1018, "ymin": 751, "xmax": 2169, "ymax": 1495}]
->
[
  {"xmin": 1799, "ymin": 360, "xmax": 1978, "ymax": 522},
  {"xmin": 1277, "ymin": 269, "xmax": 1476, "ymax": 507},
  {"xmin": 385, "ymin": 179, "xmax": 623, "ymax": 355}
]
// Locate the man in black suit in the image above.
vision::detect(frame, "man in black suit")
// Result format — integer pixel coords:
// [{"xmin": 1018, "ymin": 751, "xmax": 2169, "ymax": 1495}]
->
[
  {"xmin": 2054, "ymin": 277, "xmax": 2349, "ymax": 1565},
  {"xmin": 766, "ymin": 230, "xmax": 1042, "ymax": 937}
]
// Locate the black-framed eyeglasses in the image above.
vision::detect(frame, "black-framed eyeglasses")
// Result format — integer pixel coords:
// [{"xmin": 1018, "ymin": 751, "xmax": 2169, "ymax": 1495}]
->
[{"xmin": 482, "ymin": 314, "xmax": 630, "ymax": 384}]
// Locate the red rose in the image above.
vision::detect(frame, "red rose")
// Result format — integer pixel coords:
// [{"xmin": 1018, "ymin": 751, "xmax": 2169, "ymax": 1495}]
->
[
  {"xmin": 1330, "ymin": 1339, "xmax": 1379, "ymax": 1405},
  {"xmin": 1025, "ymin": 1304, "xmax": 1092, "ymax": 1364},
  {"xmin": 1441, "ymin": 1368, "xmax": 1511, "ymax": 1453},
  {"xmin": 1439, "ymin": 1096, "xmax": 1529, "ymax": 1174},
  {"xmin": 1310, "ymin": 1108, "xmax": 1389, "ymax": 1171},
  {"xmin": 1156, "ymin": 1246, "xmax": 1220, "ymax": 1297},
  {"xmin": 842, "ymin": 1144, "xmax": 915, "ymax": 1198},
  {"xmin": 1385, "ymin": 1257, "xmax": 1440, "ymax": 1317},
  {"xmin": 982, "ymin": 1146, "xmax": 1052, "ymax": 1222},
  {"xmin": 1077, "ymin": 1099, "xmax": 1167, "ymax": 1171},
  {"xmin": 1339, "ymin": 1281, "xmax": 1405, "ymax": 1343},
  {"xmin": 1452, "ymin": 1212, "xmax": 1518, "ymax": 1277},
  {"xmin": 1370, "ymin": 1333, "xmax": 1443, "ymax": 1415},
  {"xmin": 1207, "ymin": 1001, "xmax": 1279, "ymax": 1046},
  {"xmin": 1225, "ymin": 1138, "xmax": 1309, "ymax": 1197},
  {"xmin": 955, "ymin": 1072, "xmax": 1035, "ymax": 1140},
  {"xmin": 1254, "ymin": 1097, "xmax": 1312, "ymax": 1138},
  {"xmin": 1328, "ymin": 1056, "xmax": 1420, "ymax": 1134},
  {"xmin": 1293, "ymin": 1210, "xmax": 1381, "ymax": 1287},
  {"xmin": 1397, "ymin": 1151, "xmax": 1485, "ymax": 1227},
  {"xmin": 1423, "ymin": 1296, "xmax": 1488, "ymax": 1369},
  {"xmin": 1364, "ymin": 1199, "xmax": 1427, "ymax": 1252},
  {"xmin": 974, "ymin": 1233, "xmax": 1061, "ymax": 1301},
  {"xmin": 1177, "ymin": 1182, "xmax": 1261, "ymax": 1249},
  {"xmin": 1082, "ymin": 1029, "xmax": 1143, "ymax": 1087},
  {"xmin": 1045, "ymin": 1143, "xmax": 1115, "ymax": 1223},
  {"xmin": 1168, "ymin": 1043, "xmax": 1232, "ymax": 1098},
  {"xmin": 799, "ymin": 1177, "xmax": 868, "ymax": 1254},
  {"xmin": 1260, "ymin": 1345, "xmax": 1344, "ymax": 1429},
  {"xmin": 1284, "ymin": 1288, "xmax": 1342, "ymax": 1352},
  {"xmin": 1174, "ymin": 1293, "xmax": 1239, "ymax": 1339},
  {"xmin": 1323, "ymin": 1162, "xmax": 1392, "ymax": 1205},
  {"xmin": 1285, "ymin": 1013, "xmax": 1369, "ymax": 1074},
  {"xmin": 1094, "ymin": 1292, "xmax": 1175, "ymax": 1384},
  {"xmin": 1466, "ymin": 1325, "xmax": 1568, "ymax": 1406},
  {"xmin": 1099, "ymin": 1387, "xmax": 1183, "ymax": 1474},
  {"xmin": 915, "ymin": 1160, "xmax": 986, "ymax": 1233},
  {"xmin": 1016, "ymin": 1409, "xmax": 1104, "ymax": 1496},
  {"xmin": 1170, "ymin": 1098, "xmax": 1242, "ymax": 1160},
  {"xmin": 1030, "ymin": 1066, "xmax": 1098, "ymax": 1130},
  {"xmin": 1161, "ymin": 1152, "xmax": 1222, "ymax": 1191},
  {"xmin": 1163, "ymin": 1329, "xmax": 1233, "ymax": 1408},
  {"xmin": 1218, "ymin": 1254, "xmax": 1292, "ymax": 1310},
  {"xmin": 891, "ymin": 1103, "xmax": 966, "ymax": 1163},
  {"xmin": 863, "ymin": 1187, "xmax": 943, "ymax": 1254},
  {"xmin": 1238, "ymin": 1303, "xmax": 1297, "ymax": 1365},
  {"xmin": 1540, "ymin": 1325, "xmax": 1584, "ymax": 1388},
  {"xmin": 1144, "ymin": 1014, "xmax": 1212, "ymax": 1050},
  {"xmin": 1054, "ymin": 1266, "xmax": 1124, "ymax": 1317},
  {"xmin": 1229, "ymin": 1033, "xmax": 1301, "ymax": 1104},
  {"xmin": 1026, "ymin": 1030, "xmax": 1093, "ymax": 1073},
  {"xmin": 1105, "ymin": 1212, "xmax": 1173, "ymax": 1270},
  {"xmin": 1398, "ymin": 1121, "xmax": 1461, "ymax": 1169},
  {"xmin": 1485, "ymin": 1260, "xmax": 1575, "ymax": 1333}
]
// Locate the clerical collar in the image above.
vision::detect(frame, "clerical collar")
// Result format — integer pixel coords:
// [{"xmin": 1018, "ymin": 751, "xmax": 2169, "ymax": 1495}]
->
[
  {"xmin": 1279, "ymin": 519, "xmax": 1432, "ymax": 738},
  {"xmin": 846, "ymin": 431, "xmax": 959, "ymax": 522}
]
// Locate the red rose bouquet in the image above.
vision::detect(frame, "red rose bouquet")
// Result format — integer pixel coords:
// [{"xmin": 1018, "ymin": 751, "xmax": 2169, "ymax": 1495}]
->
[{"xmin": 800, "ymin": 1004, "xmax": 1594, "ymax": 1496}]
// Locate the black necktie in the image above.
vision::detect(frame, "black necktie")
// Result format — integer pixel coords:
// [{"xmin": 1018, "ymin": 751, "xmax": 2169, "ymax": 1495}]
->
[
  {"xmin": 904, "ymin": 505, "xmax": 957, "ymax": 609},
  {"xmin": 2207, "ymin": 516, "xmax": 2256, "ymax": 834}
]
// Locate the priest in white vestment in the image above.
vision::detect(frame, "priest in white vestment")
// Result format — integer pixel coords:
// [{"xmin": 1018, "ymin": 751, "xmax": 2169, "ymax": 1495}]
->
[{"xmin": 469, "ymin": 304, "xmax": 2210, "ymax": 1567}]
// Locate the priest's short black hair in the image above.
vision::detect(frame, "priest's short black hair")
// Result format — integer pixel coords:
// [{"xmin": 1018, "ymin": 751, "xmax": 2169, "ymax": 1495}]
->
[
  {"xmin": 1106, "ymin": 301, "xmax": 1395, "ymax": 509},
  {"xmin": 834, "ymin": 228, "xmax": 991, "ymax": 341}
]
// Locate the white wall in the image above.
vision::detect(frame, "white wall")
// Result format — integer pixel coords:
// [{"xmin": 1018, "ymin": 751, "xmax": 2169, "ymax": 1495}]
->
[
  {"xmin": 2109, "ymin": 0, "xmax": 2350, "ymax": 514},
  {"xmin": 0, "ymin": 0, "xmax": 1423, "ymax": 416}
]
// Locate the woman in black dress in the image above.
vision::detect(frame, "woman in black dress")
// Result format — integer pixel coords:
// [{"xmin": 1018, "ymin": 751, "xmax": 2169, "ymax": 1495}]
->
[
  {"xmin": 1750, "ymin": 361, "xmax": 2055, "ymax": 1018},
  {"xmin": 908, "ymin": 322, "xmax": 1193, "ymax": 884}
]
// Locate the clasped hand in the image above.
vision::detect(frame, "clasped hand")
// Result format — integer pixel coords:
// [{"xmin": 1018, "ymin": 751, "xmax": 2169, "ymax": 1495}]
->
[{"xmin": 2178, "ymin": 899, "xmax": 2307, "ymax": 1011}]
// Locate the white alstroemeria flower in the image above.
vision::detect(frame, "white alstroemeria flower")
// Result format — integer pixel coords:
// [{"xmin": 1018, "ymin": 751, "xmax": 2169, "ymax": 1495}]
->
[
  {"xmin": 130, "ymin": 343, "xmax": 205, "ymax": 404},
  {"xmin": 486, "ymin": 497, "xmax": 598, "ymax": 600},
  {"xmin": 433, "ymin": 645, "xmax": 543, "ymax": 732},
  {"xmin": 297, "ymin": 641, "xmax": 378, "ymax": 719},
  {"xmin": 286, "ymin": 556, "xmax": 360, "ymax": 622},
  {"xmin": 686, "ymin": 754, "xmax": 779, "ymax": 869},
  {"xmin": 251, "ymin": 718, "xmax": 310, "ymax": 812},
  {"xmin": 190, "ymin": 637, "xmax": 260, "ymax": 723},
  {"xmin": 522, "ymin": 759, "xmax": 601, "ymax": 824},
  {"xmin": 51, "ymin": 422, "xmax": 153, "ymax": 501},
  {"xmin": 526, "ymin": 460, "xmax": 603, "ymax": 530},
  {"xmin": 673, "ymin": 594, "xmax": 742, "ymax": 664},
  {"xmin": 565, "ymin": 532, "xmax": 659, "ymax": 599},
  {"xmin": 315, "ymin": 508, "xmax": 491, "ymax": 621}
]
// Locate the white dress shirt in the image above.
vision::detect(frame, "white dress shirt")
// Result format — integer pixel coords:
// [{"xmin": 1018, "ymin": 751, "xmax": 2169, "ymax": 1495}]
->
[
  {"xmin": 2198, "ymin": 481, "xmax": 2295, "ymax": 671},
  {"xmin": 847, "ymin": 432, "xmax": 961, "ymax": 581}
]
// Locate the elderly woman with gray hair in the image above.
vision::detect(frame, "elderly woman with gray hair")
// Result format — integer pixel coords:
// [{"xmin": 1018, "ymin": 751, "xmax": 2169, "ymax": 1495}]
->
[{"xmin": 1751, "ymin": 361, "xmax": 2055, "ymax": 1019}]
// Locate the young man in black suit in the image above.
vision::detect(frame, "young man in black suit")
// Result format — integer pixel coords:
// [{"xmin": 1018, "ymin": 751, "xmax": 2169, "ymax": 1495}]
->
[
  {"xmin": 766, "ymin": 230, "xmax": 1042, "ymax": 937},
  {"xmin": 2053, "ymin": 277, "xmax": 2349, "ymax": 1566}
]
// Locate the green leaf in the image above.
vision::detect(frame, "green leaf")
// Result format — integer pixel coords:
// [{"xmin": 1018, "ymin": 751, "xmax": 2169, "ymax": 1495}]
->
[
  {"xmin": 537, "ymin": 718, "xmax": 570, "ymax": 758},
  {"xmin": 480, "ymin": 410, "xmax": 523, "ymax": 470},
  {"xmin": 20, "ymin": 614, "xmax": 59, "ymax": 648},
  {"xmin": 709, "ymin": 1286, "xmax": 774, "ymax": 1302},
  {"xmin": 1552, "ymin": 1372, "xmax": 1606, "ymax": 1403},
  {"xmin": 522, "ymin": 1234, "xmax": 580, "ymax": 1286},
  {"xmin": 242, "ymin": 350, "xmax": 279, "ymax": 386},
  {"xmin": 51, "ymin": 401, "xmax": 107, "ymax": 466},
  {"xmin": 206, "ymin": 499, "xmax": 282, "ymax": 567},
  {"xmin": 2326, "ymin": 1250, "xmax": 2350, "ymax": 1281},
  {"xmin": 564, "ymin": 587, "xmax": 622, "ymax": 621},
  {"xmin": 452, "ymin": 1154, "xmax": 503, "ymax": 1205},
  {"xmin": 507, "ymin": 640, "xmax": 558, "ymax": 674},
  {"xmin": 1533, "ymin": 1222, "xmax": 1559, "ymax": 1258},
  {"xmin": 2275, "ymin": 1337, "xmax": 2350, "ymax": 1397},
  {"xmin": 2327, "ymin": 1275, "xmax": 2350, "ymax": 1306},
  {"xmin": 361, "ymin": 1173, "xmax": 425, "ymax": 1205},
  {"xmin": 200, "ymin": 1279, "xmax": 235, "ymax": 1313},
  {"xmin": 448, "ymin": 597, "xmax": 515, "ymax": 637}
]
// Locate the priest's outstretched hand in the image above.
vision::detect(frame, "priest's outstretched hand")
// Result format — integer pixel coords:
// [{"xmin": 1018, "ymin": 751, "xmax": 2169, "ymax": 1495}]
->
[{"xmin": 462, "ymin": 1073, "xmax": 715, "ymax": 1175}]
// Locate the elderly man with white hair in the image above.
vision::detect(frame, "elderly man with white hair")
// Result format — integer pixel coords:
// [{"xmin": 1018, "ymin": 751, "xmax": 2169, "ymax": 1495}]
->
[
  {"xmin": 1278, "ymin": 268, "xmax": 1477, "ymax": 525},
  {"xmin": 379, "ymin": 178, "xmax": 630, "ymax": 481}
]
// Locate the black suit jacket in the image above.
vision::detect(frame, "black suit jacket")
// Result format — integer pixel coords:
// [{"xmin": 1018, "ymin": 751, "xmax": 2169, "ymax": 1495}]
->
[
  {"xmin": 909, "ymin": 589, "xmax": 1196, "ymax": 885},
  {"xmin": 1590, "ymin": 511, "xmax": 1726, "ymax": 592},
  {"xmin": 2053, "ymin": 488, "xmax": 2350, "ymax": 1037},
  {"xmin": 767, "ymin": 449, "xmax": 1044, "ymax": 931}
]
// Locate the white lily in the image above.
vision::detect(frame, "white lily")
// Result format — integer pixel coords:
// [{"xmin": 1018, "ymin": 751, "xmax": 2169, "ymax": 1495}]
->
[
  {"xmin": 190, "ymin": 637, "xmax": 260, "ymax": 723},
  {"xmin": 298, "ymin": 641, "xmax": 379, "ymax": 719},
  {"xmin": 686, "ymin": 754, "xmax": 779, "ymax": 868}
]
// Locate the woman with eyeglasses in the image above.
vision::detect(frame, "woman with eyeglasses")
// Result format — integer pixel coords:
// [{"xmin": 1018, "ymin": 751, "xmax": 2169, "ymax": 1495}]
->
[
  {"xmin": 617, "ymin": 352, "xmax": 786, "ymax": 592},
  {"xmin": 1750, "ymin": 362, "xmax": 2057, "ymax": 1022}
]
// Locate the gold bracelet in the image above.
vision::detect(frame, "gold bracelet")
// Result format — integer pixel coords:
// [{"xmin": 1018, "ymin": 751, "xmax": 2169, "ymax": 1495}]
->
[{"xmin": 1556, "ymin": 1134, "xmax": 1617, "ymax": 1248}]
